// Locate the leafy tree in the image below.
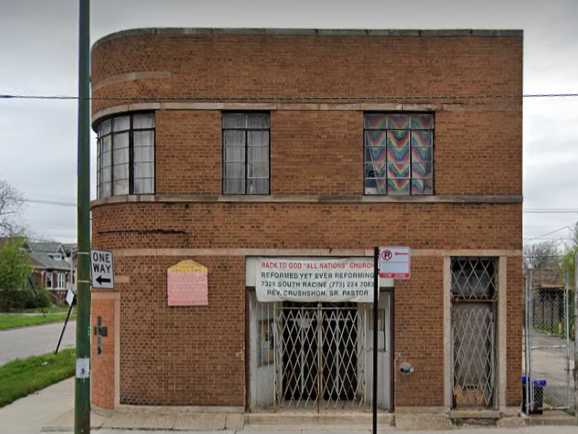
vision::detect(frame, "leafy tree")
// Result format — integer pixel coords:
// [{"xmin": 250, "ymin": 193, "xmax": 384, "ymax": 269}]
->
[
  {"xmin": 560, "ymin": 222, "xmax": 578, "ymax": 287},
  {"xmin": 0, "ymin": 238, "xmax": 31, "ymax": 290}
]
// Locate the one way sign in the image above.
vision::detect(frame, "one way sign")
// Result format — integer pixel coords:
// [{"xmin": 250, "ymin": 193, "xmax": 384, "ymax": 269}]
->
[{"xmin": 91, "ymin": 250, "xmax": 114, "ymax": 289}]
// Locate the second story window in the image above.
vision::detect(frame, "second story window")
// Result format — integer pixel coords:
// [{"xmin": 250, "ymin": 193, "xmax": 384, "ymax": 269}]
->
[
  {"xmin": 222, "ymin": 112, "xmax": 270, "ymax": 195},
  {"xmin": 96, "ymin": 112, "xmax": 155, "ymax": 199},
  {"xmin": 364, "ymin": 113, "xmax": 434, "ymax": 195}
]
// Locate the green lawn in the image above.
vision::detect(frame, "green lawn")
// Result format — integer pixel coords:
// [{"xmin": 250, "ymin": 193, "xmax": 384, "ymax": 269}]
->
[
  {"xmin": 0, "ymin": 308, "xmax": 75, "ymax": 331},
  {"xmin": 0, "ymin": 349, "xmax": 75, "ymax": 407}
]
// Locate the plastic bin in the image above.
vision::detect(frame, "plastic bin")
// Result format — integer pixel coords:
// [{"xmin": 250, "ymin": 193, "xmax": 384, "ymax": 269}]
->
[{"xmin": 521, "ymin": 375, "xmax": 547, "ymax": 415}]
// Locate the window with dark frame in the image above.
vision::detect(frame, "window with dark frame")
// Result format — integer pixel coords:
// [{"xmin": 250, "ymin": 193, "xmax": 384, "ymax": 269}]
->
[
  {"xmin": 96, "ymin": 112, "xmax": 155, "ymax": 199},
  {"xmin": 222, "ymin": 112, "xmax": 270, "ymax": 195},
  {"xmin": 364, "ymin": 113, "xmax": 434, "ymax": 195}
]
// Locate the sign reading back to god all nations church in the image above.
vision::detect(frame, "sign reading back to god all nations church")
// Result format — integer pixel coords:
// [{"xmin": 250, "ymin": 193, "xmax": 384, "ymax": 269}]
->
[{"xmin": 255, "ymin": 257, "xmax": 374, "ymax": 303}]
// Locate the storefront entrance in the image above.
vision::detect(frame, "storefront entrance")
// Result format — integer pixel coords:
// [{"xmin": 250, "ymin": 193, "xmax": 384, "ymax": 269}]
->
[
  {"xmin": 248, "ymin": 292, "xmax": 391, "ymax": 412},
  {"xmin": 277, "ymin": 303, "xmax": 363, "ymax": 408}
]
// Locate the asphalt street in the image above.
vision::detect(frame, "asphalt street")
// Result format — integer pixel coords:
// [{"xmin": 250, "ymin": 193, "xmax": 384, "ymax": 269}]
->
[{"xmin": 0, "ymin": 320, "xmax": 75, "ymax": 365}]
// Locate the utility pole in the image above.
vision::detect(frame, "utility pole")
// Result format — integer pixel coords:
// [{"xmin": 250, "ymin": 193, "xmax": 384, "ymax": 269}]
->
[{"xmin": 75, "ymin": 0, "xmax": 91, "ymax": 433}]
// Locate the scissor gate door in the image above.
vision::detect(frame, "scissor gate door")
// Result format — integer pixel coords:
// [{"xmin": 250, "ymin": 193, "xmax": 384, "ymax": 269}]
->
[{"xmin": 275, "ymin": 303, "xmax": 366, "ymax": 409}]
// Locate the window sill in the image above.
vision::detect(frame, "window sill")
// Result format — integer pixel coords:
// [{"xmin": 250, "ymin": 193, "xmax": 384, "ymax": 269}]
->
[{"xmin": 91, "ymin": 193, "xmax": 522, "ymax": 207}]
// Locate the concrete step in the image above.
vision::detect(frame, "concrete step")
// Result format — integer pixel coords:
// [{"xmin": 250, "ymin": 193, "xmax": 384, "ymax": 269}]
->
[
  {"xmin": 245, "ymin": 412, "xmax": 394, "ymax": 427},
  {"xmin": 241, "ymin": 424, "xmax": 395, "ymax": 433}
]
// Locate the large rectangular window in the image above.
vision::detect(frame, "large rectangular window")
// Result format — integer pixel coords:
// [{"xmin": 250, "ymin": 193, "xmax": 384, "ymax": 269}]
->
[
  {"xmin": 96, "ymin": 112, "xmax": 155, "ymax": 199},
  {"xmin": 222, "ymin": 112, "xmax": 270, "ymax": 194},
  {"xmin": 364, "ymin": 113, "xmax": 434, "ymax": 195}
]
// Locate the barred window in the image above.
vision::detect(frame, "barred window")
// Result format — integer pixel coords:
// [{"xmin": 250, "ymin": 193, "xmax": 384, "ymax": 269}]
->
[
  {"xmin": 222, "ymin": 112, "xmax": 270, "ymax": 194},
  {"xmin": 364, "ymin": 113, "xmax": 434, "ymax": 195},
  {"xmin": 96, "ymin": 112, "xmax": 155, "ymax": 199}
]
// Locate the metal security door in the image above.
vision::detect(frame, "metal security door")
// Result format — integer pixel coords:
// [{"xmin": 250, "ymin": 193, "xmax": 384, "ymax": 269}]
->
[
  {"xmin": 451, "ymin": 257, "xmax": 497, "ymax": 409},
  {"xmin": 275, "ymin": 303, "xmax": 367, "ymax": 410}
]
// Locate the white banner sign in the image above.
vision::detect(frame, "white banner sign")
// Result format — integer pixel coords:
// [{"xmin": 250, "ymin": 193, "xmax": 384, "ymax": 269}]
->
[{"xmin": 256, "ymin": 257, "xmax": 374, "ymax": 303}]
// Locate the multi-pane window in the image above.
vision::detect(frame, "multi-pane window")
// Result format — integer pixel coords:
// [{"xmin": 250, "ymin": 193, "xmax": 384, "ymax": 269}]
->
[
  {"xmin": 222, "ymin": 112, "xmax": 270, "ymax": 194},
  {"xmin": 96, "ymin": 112, "xmax": 155, "ymax": 199},
  {"xmin": 364, "ymin": 113, "xmax": 434, "ymax": 195}
]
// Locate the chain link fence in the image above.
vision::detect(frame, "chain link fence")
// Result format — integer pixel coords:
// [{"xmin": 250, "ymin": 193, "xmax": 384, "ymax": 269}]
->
[{"xmin": 524, "ymin": 270, "xmax": 575, "ymax": 414}]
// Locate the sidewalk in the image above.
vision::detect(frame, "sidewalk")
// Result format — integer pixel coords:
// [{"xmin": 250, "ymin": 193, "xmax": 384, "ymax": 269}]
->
[
  {"xmin": 0, "ymin": 378, "xmax": 73, "ymax": 434},
  {"xmin": 1, "ymin": 378, "xmax": 577, "ymax": 434}
]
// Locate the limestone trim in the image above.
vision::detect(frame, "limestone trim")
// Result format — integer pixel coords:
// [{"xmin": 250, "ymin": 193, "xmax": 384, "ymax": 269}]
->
[
  {"xmin": 111, "ymin": 248, "xmax": 522, "ymax": 258},
  {"xmin": 92, "ymin": 101, "xmax": 520, "ymax": 124},
  {"xmin": 92, "ymin": 71, "xmax": 172, "ymax": 92},
  {"xmin": 91, "ymin": 193, "xmax": 523, "ymax": 208},
  {"xmin": 498, "ymin": 257, "xmax": 508, "ymax": 411}
]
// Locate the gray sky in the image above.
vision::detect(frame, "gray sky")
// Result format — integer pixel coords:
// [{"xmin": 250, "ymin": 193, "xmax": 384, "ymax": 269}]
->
[{"xmin": 1, "ymin": 0, "xmax": 577, "ymax": 246}]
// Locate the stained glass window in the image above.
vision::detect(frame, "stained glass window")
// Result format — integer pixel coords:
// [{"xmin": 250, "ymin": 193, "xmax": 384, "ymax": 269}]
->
[{"xmin": 364, "ymin": 113, "xmax": 434, "ymax": 195}]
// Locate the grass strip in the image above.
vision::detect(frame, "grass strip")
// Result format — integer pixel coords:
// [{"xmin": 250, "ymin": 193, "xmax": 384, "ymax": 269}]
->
[
  {"xmin": 0, "ymin": 348, "xmax": 75, "ymax": 407},
  {"xmin": 0, "ymin": 310, "xmax": 75, "ymax": 331}
]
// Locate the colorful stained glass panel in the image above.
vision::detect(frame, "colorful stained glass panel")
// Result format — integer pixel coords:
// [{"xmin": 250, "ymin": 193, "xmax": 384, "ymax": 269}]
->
[
  {"xmin": 411, "ymin": 179, "xmax": 433, "ymax": 195},
  {"xmin": 411, "ymin": 162, "xmax": 433, "ymax": 178},
  {"xmin": 386, "ymin": 114, "xmax": 410, "ymax": 129},
  {"xmin": 364, "ymin": 113, "xmax": 387, "ymax": 130},
  {"xmin": 387, "ymin": 162, "xmax": 410, "ymax": 178},
  {"xmin": 387, "ymin": 130, "xmax": 410, "ymax": 162},
  {"xmin": 411, "ymin": 130, "xmax": 433, "ymax": 148},
  {"xmin": 412, "ymin": 146, "xmax": 433, "ymax": 164},
  {"xmin": 387, "ymin": 178, "xmax": 410, "ymax": 195},
  {"xmin": 365, "ymin": 130, "xmax": 387, "ymax": 147},
  {"xmin": 410, "ymin": 114, "xmax": 434, "ymax": 129}
]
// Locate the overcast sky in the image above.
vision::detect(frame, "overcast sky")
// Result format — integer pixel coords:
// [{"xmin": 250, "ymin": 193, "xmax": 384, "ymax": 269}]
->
[{"xmin": 1, "ymin": 0, "xmax": 577, "ymax": 246}]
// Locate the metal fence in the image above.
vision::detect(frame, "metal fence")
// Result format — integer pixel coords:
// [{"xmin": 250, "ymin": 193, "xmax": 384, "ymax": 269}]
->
[{"xmin": 524, "ymin": 275, "xmax": 575, "ymax": 414}]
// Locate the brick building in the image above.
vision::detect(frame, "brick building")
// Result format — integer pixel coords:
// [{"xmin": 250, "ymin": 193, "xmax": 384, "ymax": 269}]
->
[{"xmin": 90, "ymin": 28, "xmax": 523, "ymax": 424}]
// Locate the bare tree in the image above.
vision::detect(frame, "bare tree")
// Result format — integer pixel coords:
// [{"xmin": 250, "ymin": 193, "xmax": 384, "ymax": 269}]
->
[
  {"xmin": 0, "ymin": 180, "xmax": 24, "ymax": 237},
  {"xmin": 523, "ymin": 240, "xmax": 559, "ymax": 271}
]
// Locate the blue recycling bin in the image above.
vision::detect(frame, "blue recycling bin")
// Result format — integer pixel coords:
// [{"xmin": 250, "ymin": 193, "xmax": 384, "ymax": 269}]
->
[{"xmin": 521, "ymin": 376, "xmax": 546, "ymax": 415}]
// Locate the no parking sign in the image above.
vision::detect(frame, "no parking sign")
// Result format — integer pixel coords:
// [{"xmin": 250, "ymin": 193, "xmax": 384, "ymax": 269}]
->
[{"xmin": 378, "ymin": 246, "xmax": 411, "ymax": 280}]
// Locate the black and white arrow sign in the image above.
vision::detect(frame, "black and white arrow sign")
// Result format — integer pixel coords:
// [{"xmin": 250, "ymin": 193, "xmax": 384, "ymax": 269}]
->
[{"xmin": 91, "ymin": 249, "xmax": 115, "ymax": 289}]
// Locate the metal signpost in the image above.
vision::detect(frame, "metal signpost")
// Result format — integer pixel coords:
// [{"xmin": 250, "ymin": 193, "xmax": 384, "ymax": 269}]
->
[{"xmin": 373, "ymin": 246, "xmax": 410, "ymax": 434}]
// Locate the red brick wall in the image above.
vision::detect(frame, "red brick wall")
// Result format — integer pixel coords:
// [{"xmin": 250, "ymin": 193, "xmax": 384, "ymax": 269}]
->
[
  {"xmin": 394, "ymin": 256, "xmax": 444, "ymax": 407},
  {"xmin": 91, "ymin": 297, "xmax": 116, "ymax": 409},
  {"xmin": 92, "ymin": 202, "xmax": 521, "ymax": 251},
  {"xmin": 91, "ymin": 32, "xmax": 522, "ymax": 114},
  {"xmin": 89, "ymin": 29, "xmax": 523, "ymax": 409},
  {"xmin": 116, "ymin": 256, "xmax": 245, "ymax": 406}
]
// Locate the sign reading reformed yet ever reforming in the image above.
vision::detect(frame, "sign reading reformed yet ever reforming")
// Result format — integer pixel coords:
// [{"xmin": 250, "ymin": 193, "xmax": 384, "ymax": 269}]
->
[{"xmin": 255, "ymin": 257, "xmax": 373, "ymax": 303}]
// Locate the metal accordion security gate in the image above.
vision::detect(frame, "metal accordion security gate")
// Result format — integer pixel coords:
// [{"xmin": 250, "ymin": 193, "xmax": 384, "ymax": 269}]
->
[
  {"xmin": 450, "ymin": 257, "xmax": 497, "ymax": 409},
  {"xmin": 274, "ymin": 303, "xmax": 367, "ymax": 410}
]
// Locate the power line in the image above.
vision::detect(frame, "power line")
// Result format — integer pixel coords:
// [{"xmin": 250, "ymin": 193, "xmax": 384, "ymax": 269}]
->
[
  {"xmin": 524, "ymin": 225, "xmax": 572, "ymax": 240},
  {"xmin": 23, "ymin": 199, "xmax": 76, "ymax": 207},
  {"xmin": 0, "ymin": 92, "xmax": 577, "ymax": 103}
]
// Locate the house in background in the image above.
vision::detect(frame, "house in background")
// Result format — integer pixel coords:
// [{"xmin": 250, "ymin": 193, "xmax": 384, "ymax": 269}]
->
[{"xmin": 24, "ymin": 241, "xmax": 75, "ymax": 301}]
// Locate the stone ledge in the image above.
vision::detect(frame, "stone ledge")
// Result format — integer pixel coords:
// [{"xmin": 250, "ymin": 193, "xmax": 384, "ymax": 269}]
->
[
  {"xmin": 91, "ymin": 193, "xmax": 523, "ymax": 208},
  {"xmin": 93, "ymin": 27, "xmax": 523, "ymax": 50}
]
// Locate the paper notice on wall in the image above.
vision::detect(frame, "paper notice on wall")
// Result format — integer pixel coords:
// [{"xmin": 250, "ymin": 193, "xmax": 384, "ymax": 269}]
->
[
  {"xmin": 255, "ymin": 257, "xmax": 374, "ymax": 303},
  {"xmin": 167, "ymin": 260, "xmax": 208, "ymax": 306}
]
